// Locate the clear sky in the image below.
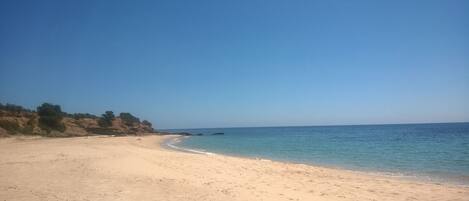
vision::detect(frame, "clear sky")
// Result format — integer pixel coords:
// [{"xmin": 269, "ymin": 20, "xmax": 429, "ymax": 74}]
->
[{"xmin": 0, "ymin": 0, "xmax": 468, "ymax": 129}]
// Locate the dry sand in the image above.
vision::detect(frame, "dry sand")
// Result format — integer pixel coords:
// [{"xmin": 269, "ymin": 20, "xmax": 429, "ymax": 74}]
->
[{"xmin": 0, "ymin": 135, "xmax": 468, "ymax": 201}]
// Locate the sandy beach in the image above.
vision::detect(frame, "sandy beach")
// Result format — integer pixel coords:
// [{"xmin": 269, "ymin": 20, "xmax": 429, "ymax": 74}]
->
[{"xmin": 0, "ymin": 135, "xmax": 468, "ymax": 201}]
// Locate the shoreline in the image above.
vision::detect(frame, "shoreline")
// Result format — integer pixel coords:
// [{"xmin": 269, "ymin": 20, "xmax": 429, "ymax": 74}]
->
[
  {"xmin": 161, "ymin": 135, "xmax": 215, "ymax": 155},
  {"xmin": 1, "ymin": 135, "xmax": 468, "ymax": 201},
  {"xmin": 164, "ymin": 135, "xmax": 469, "ymax": 187}
]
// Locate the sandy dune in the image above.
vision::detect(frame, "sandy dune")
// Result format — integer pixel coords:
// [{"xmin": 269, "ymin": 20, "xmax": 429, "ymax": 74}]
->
[{"xmin": 0, "ymin": 135, "xmax": 468, "ymax": 201}]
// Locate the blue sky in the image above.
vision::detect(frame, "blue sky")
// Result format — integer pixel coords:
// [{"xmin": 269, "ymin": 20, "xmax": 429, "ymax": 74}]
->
[{"xmin": 0, "ymin": 0, "xmax": 468, "ymax": 129}]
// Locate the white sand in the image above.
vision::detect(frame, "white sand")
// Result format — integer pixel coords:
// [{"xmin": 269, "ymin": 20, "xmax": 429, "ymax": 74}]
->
[{"xmin": 0, "ymin": 135, "xmax": 468, "ymax": 201}]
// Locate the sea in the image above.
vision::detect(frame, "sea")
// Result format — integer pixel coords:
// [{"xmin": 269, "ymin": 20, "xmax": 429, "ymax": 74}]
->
[{"xmin": 165, "ymin": 122, "xmax": 469, "ymax": 185}]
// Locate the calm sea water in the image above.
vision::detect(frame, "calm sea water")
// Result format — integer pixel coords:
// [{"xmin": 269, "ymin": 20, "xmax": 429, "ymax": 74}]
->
[{"xmin": 166, "ymin": 123, "xmax": 469, "ymax": 184}]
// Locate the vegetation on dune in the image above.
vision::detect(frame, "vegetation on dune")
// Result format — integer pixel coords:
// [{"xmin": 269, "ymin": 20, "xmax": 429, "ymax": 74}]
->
[
  {"xmin": 0, "ymin": 102, "xmax": 37, "ymax": 134},
  {"xmin": 142, "ymin": 120, "xmax": 152, "ymax": 128},
  {"xmin": 0, "ymin": 101, "xmax": 156, "ymax": 137},
  {"xmin": 98, "ymin": 111, "xmax": 115, "ymax": 127},
  {"xmin": 37, "ymin": 103, "xmax": 66, "ymax": 133},
  {"xmin": 0, "ymin": 103, "xmax": 33, "ymax": 114},
  {"xmin": 0, "ymin": 120, "xmax": 19, "ymax": 133},
  {"xmin": 69, "ymin": 113, "xmax": 99, "ymax": 120},
  {"xmin": 119, "ymin": 112, "xmax": 140, "ymax": 126}
]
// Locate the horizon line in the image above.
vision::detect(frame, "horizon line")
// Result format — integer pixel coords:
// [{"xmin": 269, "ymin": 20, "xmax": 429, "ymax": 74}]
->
[{"xmin": 160, "ymin": 121, "xmax": 469, "ymax": 130}]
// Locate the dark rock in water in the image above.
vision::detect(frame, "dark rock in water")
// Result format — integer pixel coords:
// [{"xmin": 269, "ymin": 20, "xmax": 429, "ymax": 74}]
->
[
  {"xmin": 211, "ymin": 132, "xmax": 224, "ymax": 135},
  {"xmin": 177, "ymin": 132, "xmax": 193, "ymax": 136},
  {"xmin": 157, "ymin": 131, "xmax": 204, "ymax": 136},
  {"xmin": 174, "ymin": 132, "xmax": 204, "ymax": 136}
]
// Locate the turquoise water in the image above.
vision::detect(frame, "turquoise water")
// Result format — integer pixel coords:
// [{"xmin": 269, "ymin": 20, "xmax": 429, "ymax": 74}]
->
[{"xmin": 167, "ymin": 123, "xmax": 469, "ymax": 184}]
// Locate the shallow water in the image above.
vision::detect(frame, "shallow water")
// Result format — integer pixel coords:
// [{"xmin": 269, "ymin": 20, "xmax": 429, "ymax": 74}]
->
[{"xmin": 166, "ymin": 123, "xmax": 469, "ymax": 184}]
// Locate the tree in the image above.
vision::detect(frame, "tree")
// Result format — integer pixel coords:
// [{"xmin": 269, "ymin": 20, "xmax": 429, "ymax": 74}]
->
[
  {"xmin": 37, "ymin": 103, "xmax": 65, "ymax": 132},
  {"xmin": 98, "ymin": 111, "xmax": 115, "ymax": 127},
  {"xmin": 142, "ymin": 120, "xmax": 152, "ymax": 128},
  {"xmin": 119, "ymin": 112, "xmax": 140, "ymax": 126},
  {"xmin": 73, "ymin": 113, "xmax": 98, "ymax": 120},
  {"xmin": 0, "ymin": 103, "xmax": 32, "ymax": 114}
]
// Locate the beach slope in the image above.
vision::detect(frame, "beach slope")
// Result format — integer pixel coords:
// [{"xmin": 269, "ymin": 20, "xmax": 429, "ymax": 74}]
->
[{"xmin": 0, "ymin": 135, "xmax": 467, "ymax": 201}]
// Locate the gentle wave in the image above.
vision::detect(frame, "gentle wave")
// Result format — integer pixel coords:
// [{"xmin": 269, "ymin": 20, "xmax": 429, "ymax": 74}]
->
[{"xmin": 164, "ymin": 136, "xmax": 216, "ymax": 155}]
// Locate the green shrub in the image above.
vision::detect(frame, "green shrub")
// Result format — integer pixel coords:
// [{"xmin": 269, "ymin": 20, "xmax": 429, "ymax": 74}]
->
[
  {"xmin": 142, "ymin": 120, "xmax": 152, "ymax": 127},
  {"xmin": 119, "ymin": 112, "xmax": 140, "ymax": 126},
  {"xmin": 98, "ymin": 111, "xmax": 115, "ymax": 127},
  {"xmin": 73, "ymin": 113, "xmax": 98, "ymax": 120},
  {"xmin": 37, "ymin": 103, "xmax": 65, "ymax": 132},
  {"xmin": 0, "ymin": 103, "xmax": 33, "ymax": 113},
  {"xmin": 20, "ymin": 116, "xmax": 36, "ymax": 134},
  {"xmin": 20, "ymin": 125, "xmax": 34, "ymax": 134},
  {"xmin": 0, "ymin": 120, "xmax": 20, "ymax": 134}
]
